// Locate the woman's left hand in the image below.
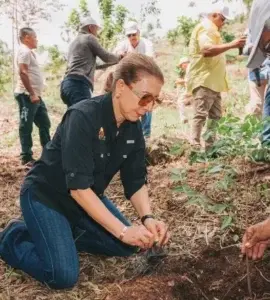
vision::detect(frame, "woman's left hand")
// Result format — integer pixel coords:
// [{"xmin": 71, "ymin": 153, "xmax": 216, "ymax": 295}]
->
[{"xmin": 143, "ymin": 218, "xmax": 170, "ymax": 246}]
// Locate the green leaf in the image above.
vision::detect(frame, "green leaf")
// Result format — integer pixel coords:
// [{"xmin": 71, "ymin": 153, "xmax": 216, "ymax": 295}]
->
[
  {"xmin": 208, "ymin": 203, "xmax": 228, "ymax": 214},
  {"xmin": 170, "ymin": 144, "xmax": 185, "ymax": 156},
  {"xmin": 221, "ymin": 215, "xmax": 233, "ymax": 230},
  {"xmin": 207, "ymin": 164, "xmax": 224, "ymax": 174},
  {"xmin": 170, "ymin": 168, "xmax": 187, "ymax": 182}
]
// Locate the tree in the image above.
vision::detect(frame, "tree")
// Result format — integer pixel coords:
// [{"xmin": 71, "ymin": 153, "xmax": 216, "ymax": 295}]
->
[
  {"xmin": 139, "ymin": 0, "xmax": 161, "ymax": 39},
  {"xmin": 62, "ymin": 0, "xmax": 128, "ymax": 48},
  {"xmin": 167, "ymin": 16, "xmax": 198, "ymax": 46},
  {"xmin": 0, "ymin": 40, "xmax": 12, "ymax": 93},
  {"xmin": 0, "ymin": 0, "xmax": 64, "ymax": 27},
  {"xmin": 98, "ymin": 0, "xmax": 129, "ymax": 48}
]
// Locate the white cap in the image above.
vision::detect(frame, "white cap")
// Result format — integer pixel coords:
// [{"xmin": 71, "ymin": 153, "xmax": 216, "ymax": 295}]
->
[
  {"xmin": 80, "ymin": 16, "xmax": 101, "ymax": 30},
  {"xmin": 206, "ymin": 4, "xmax": 233, "ymax": 20},
  {"xmin": 125, "ymin": 21, "xmax": 140, "ymax": 36}
]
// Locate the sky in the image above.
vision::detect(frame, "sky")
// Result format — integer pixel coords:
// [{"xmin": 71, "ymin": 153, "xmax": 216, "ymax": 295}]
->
[{"xmin": 0, "ymin": 0, "xmax": 247, "ymax": 51}]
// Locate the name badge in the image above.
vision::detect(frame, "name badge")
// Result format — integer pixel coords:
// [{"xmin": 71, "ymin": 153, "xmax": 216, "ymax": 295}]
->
[
  {"xmin": 123, "ymin": 155, "xmax": 127, "ymax": 159},
  {"xmin": 127, "ymin": 140, "xmax": 135, "ymax": 144}
]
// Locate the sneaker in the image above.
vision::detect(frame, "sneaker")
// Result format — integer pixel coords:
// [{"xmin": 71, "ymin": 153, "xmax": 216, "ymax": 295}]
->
[{"xmin": 0, "ymin": 218, "xmax": 24, "ymax": 243}]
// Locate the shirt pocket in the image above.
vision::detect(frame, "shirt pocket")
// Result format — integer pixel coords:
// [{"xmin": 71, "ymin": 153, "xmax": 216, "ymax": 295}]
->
[{"xmin": 92, "ymin": 139, "xmax": 108, "ymax": 174}]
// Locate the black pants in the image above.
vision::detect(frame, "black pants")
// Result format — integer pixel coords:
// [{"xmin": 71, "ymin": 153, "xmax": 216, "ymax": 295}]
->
[
  {"xmin": 60, "ymin": 75, "xmax": 93, "ymax": 107},
  {"xmin": 15, "ymin": 93, "xmax": 51, "ymax": 162}
]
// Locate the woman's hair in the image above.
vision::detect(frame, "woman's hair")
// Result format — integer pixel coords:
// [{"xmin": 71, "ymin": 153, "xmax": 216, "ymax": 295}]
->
[{"xmin": 112, "ymin": 53, "xmax": 164, "ymax": 91}]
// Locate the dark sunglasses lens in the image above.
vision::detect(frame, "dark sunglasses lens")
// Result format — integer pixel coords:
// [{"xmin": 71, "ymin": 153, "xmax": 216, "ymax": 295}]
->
[{"xmin": 139, "ymin": 95, "xmax": 153, "ymax": 106}]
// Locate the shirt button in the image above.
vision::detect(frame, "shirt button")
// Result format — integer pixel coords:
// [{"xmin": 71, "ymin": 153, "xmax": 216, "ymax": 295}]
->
[{"xmin": 70, "ymin": 173, "xmax": 75, "ymax": 177}]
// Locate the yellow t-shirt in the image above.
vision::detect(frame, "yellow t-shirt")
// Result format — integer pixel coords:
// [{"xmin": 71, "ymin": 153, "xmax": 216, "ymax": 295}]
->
[{"xmin": 186, "ymin": 18, "xmax": 228, "ymax": 94}]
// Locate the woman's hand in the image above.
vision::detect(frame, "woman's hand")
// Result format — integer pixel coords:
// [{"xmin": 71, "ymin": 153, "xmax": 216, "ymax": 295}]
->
[
  {"xmin": 121, "ymin": 225, "xmax": 155, "ymax": 249},
  {"xmin": 143, "ymin": 218, "xmax": 170, "ymax": 246},
  {"xmin": 242, "ymin": 218, "xmax": 270, "ymax": 260}
]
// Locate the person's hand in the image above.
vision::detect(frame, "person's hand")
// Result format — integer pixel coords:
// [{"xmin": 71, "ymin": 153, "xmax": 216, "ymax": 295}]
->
[
  {"xmin": 30, "ymin": 94, "xmax": 40, "ymax": 103},
  {"xmin": 230, "ymin": 36, "xmax": 247, "ymax": 49},
  {"xmin": 121, "ymin": 225, "xmax": 155, "ymax": 249},
  {"xmin": 241, "ymin": 218, "xmax": 270, "ymax": 260},
  {"xmin": 143, "ymin": 218, "xmax": 170, "ymax": 246}
]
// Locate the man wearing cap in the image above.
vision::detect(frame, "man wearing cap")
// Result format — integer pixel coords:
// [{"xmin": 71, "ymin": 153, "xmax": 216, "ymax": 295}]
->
[
  {"xmin": 60, "ymin": 16, "xmax": 123, "ymax": 107},
  {"xmin": 241, "ymin": 0, "xmax": 270, "ymax": 262},
  {"xmin": 245, "ymin": 0, "xmax": 270, "ymax": 146},
  {"xmin": 186, "ymin": 4, "xmax": 246, "ymax": 150},
  {"xmin": 114, "ymin": 21, "xmax": 154, "ymax": 138}
]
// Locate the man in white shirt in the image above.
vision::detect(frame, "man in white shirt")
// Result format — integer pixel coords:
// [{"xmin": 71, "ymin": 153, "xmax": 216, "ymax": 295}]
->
[
  {"xmin": 15, "ymin": 28, "xmax": 51, "ymax": 166},
  {"xmin": 114, "ymin": 21, "xmax": 155, "ymax": 138}
]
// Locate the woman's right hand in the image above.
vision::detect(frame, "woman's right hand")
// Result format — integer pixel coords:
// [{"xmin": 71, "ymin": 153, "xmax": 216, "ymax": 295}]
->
[{"xmin": 122, "ymin": 225, "xmax": 155, "ymax": 249}]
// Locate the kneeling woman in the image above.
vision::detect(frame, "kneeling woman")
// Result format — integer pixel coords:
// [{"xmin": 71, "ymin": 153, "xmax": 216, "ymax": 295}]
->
[{"xmin": 0, "ymin": 53, "xmax": 170, "ymax": 289}]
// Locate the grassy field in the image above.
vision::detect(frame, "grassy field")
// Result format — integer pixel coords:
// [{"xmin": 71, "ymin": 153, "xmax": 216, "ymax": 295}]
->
[{"xmin": 1, "ymin": 39, "xmax": 270, "ymax": 300}]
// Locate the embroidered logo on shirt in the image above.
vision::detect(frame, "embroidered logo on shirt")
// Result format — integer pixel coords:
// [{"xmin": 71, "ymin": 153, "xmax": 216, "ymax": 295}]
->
[
  {"xmin": 98, "ymin": 127, "xmax": 105, "ymax": 140},
  {"xmin": 127, "ymin": 140, "xmax": 135, "ymax": 144}
]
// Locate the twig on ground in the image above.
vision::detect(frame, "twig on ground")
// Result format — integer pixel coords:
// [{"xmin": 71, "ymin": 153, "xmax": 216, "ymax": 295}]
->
[
  {"xmin": 246, "ymin": 255, "xmax": 252, "ymax": 297},
  {"xmin": 221, "ymin": 274, "xmax": 247, "ymax": 300},
  {"xmin": 255, "ymin": 266, "xmax": 270, "ymax": 283}
]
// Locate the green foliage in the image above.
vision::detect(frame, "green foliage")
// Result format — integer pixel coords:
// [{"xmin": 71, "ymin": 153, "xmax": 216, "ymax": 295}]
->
[
  {"xmin": 44, "ymin": 45, "xmax": 66, "ymax": 73},
  {"xmin": 167, "ymin": 28, "xmax": 180, "ymax": 45},
  {"xmin": 189, "ymin": 115, "xmax": 265, "ymax": 164},
  {"xmin": 167, "ymin": 16, "xmax": 198, "ymax": 46},
  {"xmin": 98, "ymin": 0, "xmax": 129, "ymax": 48},
  {"xmin": 79, "ymin": 0, "xmax": 89, "ymax": 17},
  {"xmin": 178, "ymin": 17, "xmax": 198, "ymax": 46},
  {"xmin": 0, "ymin": 40, "xmax": 12, "ymax": 93},
  {"xmin": 221, "ymin": 30, "xmax": 235, "ymax": 43}
]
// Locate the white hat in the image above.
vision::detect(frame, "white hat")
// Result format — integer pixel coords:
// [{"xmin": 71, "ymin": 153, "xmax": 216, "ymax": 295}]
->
[
  {"xmin": 206, "ymin": 4, "xmax": 233, "ymax": 20},
  {"xmin": 125, "ymin": 21, "xmax": 139, "ymax": 36},
  {"xmin": 80, "ymin": 16, "xmax": 101, "ymax": 30}
]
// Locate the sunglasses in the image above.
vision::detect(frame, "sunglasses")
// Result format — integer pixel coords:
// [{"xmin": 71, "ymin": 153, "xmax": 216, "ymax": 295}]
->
[
  {"xmin": 127, "ymin": 84, "xmax": 161, "ymax": 108},
  {"xmin": 127, "ymin": 33, "xmax": 137, "ymax": 38},
  {"xmin": 219, "ymin": 14, "xmax": 226, "ymax": 23}
]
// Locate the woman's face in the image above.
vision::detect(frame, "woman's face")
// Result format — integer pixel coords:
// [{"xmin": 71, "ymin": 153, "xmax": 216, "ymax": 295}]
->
[{"xmin": 116, "ymin": 75, "xmax": 163, "ymax": 122}]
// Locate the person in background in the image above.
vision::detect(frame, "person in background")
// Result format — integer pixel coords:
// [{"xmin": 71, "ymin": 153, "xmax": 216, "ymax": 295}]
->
[
  {"xmin": 14, "ymin": 27, "xmax": 51, "ymax": 167},
  {"xmin": 114, "ymin": 21, "xmax": 155, "ymax": 139},
  {"xmin": 0, "ymin": 54, "xmax": 170, "ymax": 289},
  {"xmin": 186, "ymin": 4, "xmax": 246, "ymax": 150},
  {"xmin": 60, "ymin": 16, "xmax": 123, "ymax": 107},
  {"xmin": 241, "ymin": 0, "xmax": 270, "ymax": 259},
  {"xmin": 175, "ymin": 57, "xmax": 193, "ymax": 123},
  {"xmin": 243, "ymin": 30, "xmax": 270, "ymax": 117}
]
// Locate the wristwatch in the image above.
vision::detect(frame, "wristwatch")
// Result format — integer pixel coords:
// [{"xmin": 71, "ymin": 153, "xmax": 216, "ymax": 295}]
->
[{"xmin": 141, "ymin": 214, "xmax": 154, "ymax": 225}]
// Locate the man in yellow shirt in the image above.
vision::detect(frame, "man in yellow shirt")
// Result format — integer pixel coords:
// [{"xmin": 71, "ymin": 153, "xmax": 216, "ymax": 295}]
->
[{"xmin": 186, "ymin": 5, "xmax": 246, "ymax": 149}]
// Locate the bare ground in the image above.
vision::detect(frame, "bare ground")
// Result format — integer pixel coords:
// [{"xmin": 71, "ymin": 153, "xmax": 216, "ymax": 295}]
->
[{"xmin": 1, "ymin": 96, "xmax": 270, "ymax": 300}]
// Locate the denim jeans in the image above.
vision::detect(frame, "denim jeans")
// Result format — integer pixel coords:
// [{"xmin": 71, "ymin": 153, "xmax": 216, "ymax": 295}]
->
[
  {"xmin": 262, "ymin": 84, "xmax": 270, "ymax": 146},
  {"xmin": 60, "ymin": 75, "xmax": 93, "ymax": 107},
  {"xmin": 15, "ymin": 93, "xmax": 51, "ymax": 162},
  {"xmin": 0, "ymin": 187, "xmax": 136, "ymax": 289},
  {"xmin": 141, "ymin": 112, "xmax": 152, "ymax": 138}
]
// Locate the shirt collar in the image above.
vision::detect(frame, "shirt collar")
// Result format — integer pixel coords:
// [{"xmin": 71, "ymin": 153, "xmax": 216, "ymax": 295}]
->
[
  {"xmin": 101, "ymin": 93, "xmax": 117, "ymax": 131},
  {"xmin": 202, "ymin": 18, "xmax": 219, "ymax": 32}
]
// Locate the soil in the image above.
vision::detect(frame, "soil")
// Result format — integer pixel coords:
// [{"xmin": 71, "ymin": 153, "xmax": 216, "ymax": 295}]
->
[{"xmin": 105, "ymin": 246, "xmax": 270, "ymax": 300}]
